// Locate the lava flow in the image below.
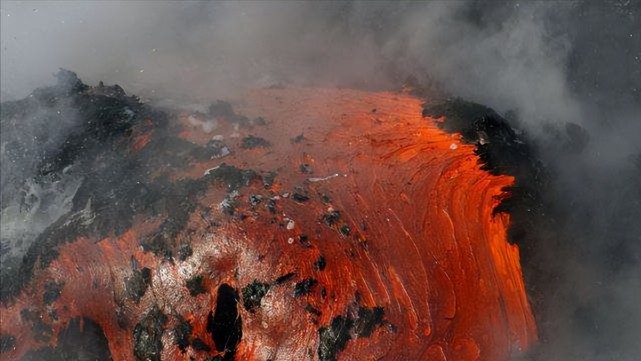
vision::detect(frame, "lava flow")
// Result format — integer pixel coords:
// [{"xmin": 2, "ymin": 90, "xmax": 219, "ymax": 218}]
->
[{"xmin": 0, "ymin": 80, "xmax": 536, "ymax": 360}]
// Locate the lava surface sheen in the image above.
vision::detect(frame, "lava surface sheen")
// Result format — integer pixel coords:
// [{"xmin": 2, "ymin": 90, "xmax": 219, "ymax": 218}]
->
[{"xmin": 1, "ymin": 88, "xmax": 536, "ymax": 360}]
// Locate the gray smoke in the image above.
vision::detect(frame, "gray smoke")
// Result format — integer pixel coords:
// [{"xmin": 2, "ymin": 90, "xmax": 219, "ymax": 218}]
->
[{"xmin": 1, "ymin": 1, "xmax": 640, "ymax": 360}]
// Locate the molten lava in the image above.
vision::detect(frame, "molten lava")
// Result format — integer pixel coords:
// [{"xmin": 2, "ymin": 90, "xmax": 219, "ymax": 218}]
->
[{"xmin": 0, "ymin": 87, "xmax": 536, "ymax": 360}]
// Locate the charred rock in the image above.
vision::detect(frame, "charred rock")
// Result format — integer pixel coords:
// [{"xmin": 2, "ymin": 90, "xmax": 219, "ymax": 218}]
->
[
  {"xmin": 186, "ymin": 275, "xmax": 207, "ymax": 297},
  {"xmin": 133, "ymin": 305, "xmax": 167, "ymax": 361},
  {"xmin": 207, "ymin": 284, "xmax": 242, "ymax": 358},
  {"xmin": 0, "ymin": 334, "xmax": 16, "ymax": 354},
  {"xmin": 241, "ymin": 135, "xmax": 271, "ymax": 149},
  {"xmin": 125, "ymin": 267, "xmax": 152, "ymax": 303},
  {"xmin": 42, "ymin": 281, "xmax": 64, "ymax": 305},
  {"xmin": 173, "ymin": 316, "xmax": 192, "ymax": 353},
  {"xmin": 241, "ymin": 280, "xmax": 270, "ymax": 312},
  {"xmin": 294, "ymin": 278, "xmax": 318, "ymax": 297},
  {"xmin": 21, "ymin": 317, "xmax": 111, "ymax": 361}
]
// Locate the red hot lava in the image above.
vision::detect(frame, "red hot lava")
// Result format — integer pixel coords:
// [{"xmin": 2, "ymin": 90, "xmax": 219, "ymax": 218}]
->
[{"xmin": 0, "ymin": 87, "xmax": 536, "ymax": 361}]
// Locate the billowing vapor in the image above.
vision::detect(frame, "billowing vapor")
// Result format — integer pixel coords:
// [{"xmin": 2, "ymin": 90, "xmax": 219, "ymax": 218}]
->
[{"xmin": 1, "ymin": 1, "xmax": 640, "ymax": 360}]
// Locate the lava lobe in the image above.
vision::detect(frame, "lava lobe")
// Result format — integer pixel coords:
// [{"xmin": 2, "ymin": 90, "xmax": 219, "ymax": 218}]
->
[{"xmin": 0, "ymin": 74, "xmax": 536, "ymax": 360}]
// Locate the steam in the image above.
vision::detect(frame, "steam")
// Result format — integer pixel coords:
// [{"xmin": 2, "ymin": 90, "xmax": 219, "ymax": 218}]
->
[{"xmin": 1, "ymin": 1, "xmax": 640, "ymax": 360}]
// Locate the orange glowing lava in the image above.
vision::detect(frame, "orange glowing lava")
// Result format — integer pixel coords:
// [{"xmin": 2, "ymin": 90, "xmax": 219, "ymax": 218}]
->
[{"xmin": 0, "ymin": 88, "xmax": 536, "ymax": 360}]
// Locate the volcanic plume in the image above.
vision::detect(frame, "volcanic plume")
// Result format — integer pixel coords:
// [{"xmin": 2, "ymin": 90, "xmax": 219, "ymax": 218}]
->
[{"xmin": 0, "ymin": 73, "xmax": 537, "ymax": 360}]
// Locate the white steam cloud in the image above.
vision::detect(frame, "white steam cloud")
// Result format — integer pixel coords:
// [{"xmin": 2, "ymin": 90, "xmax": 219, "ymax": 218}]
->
[{"xmin": 1, "ymin": 1, "xmax": 582, "ymax": 125}]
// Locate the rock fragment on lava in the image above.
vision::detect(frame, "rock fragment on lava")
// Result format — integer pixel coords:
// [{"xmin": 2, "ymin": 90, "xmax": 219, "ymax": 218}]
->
[
  {"xmin": 172, "ymin": 316, "xmax": 192, "ymax": 353},
  {"xmin": 241, "ymin": 135, "xmax": 271, "ymax": 149},
  {"xmin": 133, "ymin": 305, "xmax": 167, "ymax": 361},
  {"xmin": 42, "ymin": 281, "xmax": 64, "ymax": 305},
  {"xmin": 314, "ymin": 255, "xmax": 327, "ymax": 271},
  {"xmin": 185, "ymin": 274, "xmax": 207, "ymax": 296},
  {"xmin": 318, "ymin": 306, "xmax": 386, "ymax": 361},
  {"xmin": 274, "ymin": 272, "xmax": 296, "ymax": 285},
  {"xmin": 292, "ymin": 191, "xmax": 310, "ymax": 203},
  {"xmin": 125, "ymin": 267, "xmax": 152, "ymax": 303},
  {"xmin": 299, "ymin": 163, "xmax": 313, "ymax": 174},
  {"xmin": 241, "ymin": 280, "xmax": 271, "ymax": 312},
  {"xmin": 207, "ymin": 284, "xmax": 242, "ymax": 358},
  {"xmin": 294, "ymin": 278, "xmax": 318, "ymax": 297},
  {"xmin": 321, "ymin": 209, "xmax": 341, "ymax": 226}
]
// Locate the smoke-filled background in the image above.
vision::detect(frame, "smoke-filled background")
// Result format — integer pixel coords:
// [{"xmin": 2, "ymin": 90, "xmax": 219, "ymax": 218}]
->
[{"xmin": 1, "ymin": 1, "xmax": 640, "ymax": 360}]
